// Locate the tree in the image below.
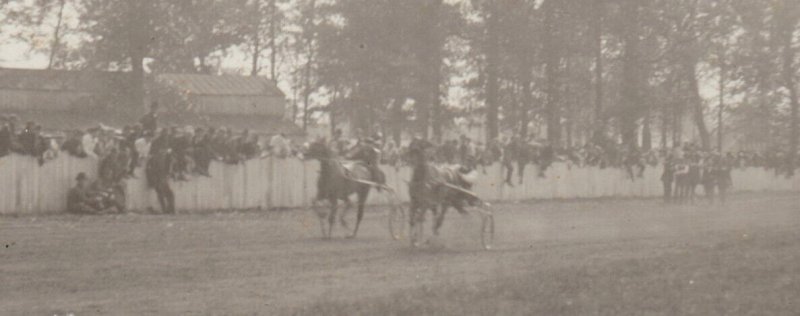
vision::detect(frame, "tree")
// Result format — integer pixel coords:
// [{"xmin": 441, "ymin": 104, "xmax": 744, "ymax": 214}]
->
[
  {"xmin": 776, "ymin": 0, "xmax": 798, "ymax": 174},
  {"xmin": 80, "ymin": 0, "xmax": 163, "ymax": 108},
  {"xmin": 542, "ymin": 0, "xmax": 563, "ymax": 144},
  {"xmin": 2, "ymin": 0, "xmax": 75, "ymax": 69}
]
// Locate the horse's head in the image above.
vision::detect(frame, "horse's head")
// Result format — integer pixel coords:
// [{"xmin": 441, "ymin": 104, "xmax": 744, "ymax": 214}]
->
[
  {"xmin": 304, "ymin": 139, "xmax": 332, "ymax": 160},
  {"xmin": 405, "ymin": 138, "xmax": 434, "ymax": 164}
]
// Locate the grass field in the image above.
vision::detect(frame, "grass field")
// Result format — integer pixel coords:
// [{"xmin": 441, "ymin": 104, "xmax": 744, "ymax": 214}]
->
[{"xmin": 2, "ymin": 193, "xmax": 799, "ymax": 315}]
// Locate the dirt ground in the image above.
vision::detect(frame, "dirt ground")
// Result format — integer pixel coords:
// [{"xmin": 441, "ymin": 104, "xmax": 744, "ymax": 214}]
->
[{"xmin": 1, "ymin": 193, "xmax": 799, "ymax": 315}]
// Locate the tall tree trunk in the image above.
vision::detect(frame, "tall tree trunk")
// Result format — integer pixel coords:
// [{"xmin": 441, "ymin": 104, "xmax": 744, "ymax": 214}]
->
[
  {"xmin": 329, "ymin": 87, "xmax": 338, "ymax": 136},
  {"xmin": 779, "ymin": 0, "xmax": 798, "ymax": 175},
  {"xmin": 680, "ymin": 0, "xmax": 710, "ymax": 150},
  {"xmin": 661, "ymin": 101, "xmax": 669, "ymax": 149},
  {"xmin": 717, "ymin": 58, "xmax": 725, "ymax": 151},
  {"xmin": 619, "ymin": 0, "xmax": 641, "ymax": 147},
  {"xmin": 543, "ymin": 0, "xmax": 561, "ymax": 145},
  {"xmin": 642, "ymin": 113, "xmax": 652, "ymax": 150},
  {"xmin": 592, "ymin": 0, "xmax": 604, "ymax": 135},
  {"xmin": 251, "ymin": 0, "xmax": 261, "ymax": 76},
  {"xmin": 519, "ymin": 64, "xmax": 533, "ymax": 137},
  {"xmin": 686, "ymin": 61, "xmax": 711, "ymax": 149},
  {"xmin": 427, "ymin": 0, "xmax": 444, "ymax": 142},
  {"xmin": 302, "ymin": 0, "xmax": 317, "ymax": 132},
  {"xmin": 673, "ymin": 97, "xmax": 683, "ymax": 147},
  {"xmin": 128, "ymin": 0, "xmax": 150, "ymax": 111},
  {"xmin": 269, "ymin": 0, "xmax": 278, "ymax": 81},
  {"xmin": 48, "ymin": 0, "xmax": 67, "ymax": 69},
  {"xmin": 485, "ymin": 0, "xmax": 499, "ymax": 143}
]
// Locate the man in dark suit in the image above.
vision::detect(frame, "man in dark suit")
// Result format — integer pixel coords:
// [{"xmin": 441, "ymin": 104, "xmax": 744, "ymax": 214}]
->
[{"xmin": 146, "ymin": 148, "xmax": 175, "ymax": 214}]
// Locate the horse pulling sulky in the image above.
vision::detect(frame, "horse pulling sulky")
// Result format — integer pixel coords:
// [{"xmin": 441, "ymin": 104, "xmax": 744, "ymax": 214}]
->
[
  {"xmin": 304, "ymin": 139, "xmax": 406, "ymax": 240},
  {"xmin": 404, "ymin": 138, "xmax": 495, "ymax": 250}
]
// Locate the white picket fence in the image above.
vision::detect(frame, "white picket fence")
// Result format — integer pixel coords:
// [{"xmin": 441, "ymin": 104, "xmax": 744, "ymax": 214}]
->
[{"xmin": 0, "ymin": 154, "xmax": 798, "ymax": 215}]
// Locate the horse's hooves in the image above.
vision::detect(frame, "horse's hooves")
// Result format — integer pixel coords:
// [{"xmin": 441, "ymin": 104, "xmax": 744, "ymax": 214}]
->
[{"xmin": 345, "ymin": 235, "xmax": 356, "ymax": 239}]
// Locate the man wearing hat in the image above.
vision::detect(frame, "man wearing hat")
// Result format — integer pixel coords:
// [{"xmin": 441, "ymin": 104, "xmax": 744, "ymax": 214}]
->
[
  {"xmin": 18, "ymin": 121, "xmax": 37, "ymax": 156},
  {"xmin": 67, "ymin": 172, "xmax": 99, "ymax": 214},
  {"xmin": 349, "ymin": 135, "xmax": 385, "ymax": 187},
  {"xmin": 146, "ymin": 147, "xmax": 175, "ymax": 214}
]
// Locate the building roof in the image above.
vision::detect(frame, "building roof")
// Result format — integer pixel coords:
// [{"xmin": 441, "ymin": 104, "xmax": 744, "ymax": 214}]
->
[
  {"xmin": 156, "ymin": 73, "xmax": 284, "ymax": 97},
  {"xmin": 158, "ymin": 112, "xmax": 302, "ymax": 135},
  {"xmin": 0, "ymin": 68, "xmax": 284, "ymax": 98},
  {"xmin": 5, "ymin": 110, "xmax": 303, "ymax": 136},
  {"xmin": 0, "ymin": 67, "xmax": 132, "ymax": 93}
]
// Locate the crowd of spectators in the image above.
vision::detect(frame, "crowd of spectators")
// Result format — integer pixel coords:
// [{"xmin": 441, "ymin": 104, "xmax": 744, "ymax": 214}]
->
[
  {"xmin": 2, "ymin": 110, "xmax": 797, "ymax": 186},
  {"xmin": 0, "ymin": 111, "xmax": 302, "ymax": 182},
  {"xmin": 369, "ymin": 133, "xmax": 800, "ymax": 186},
  {"xmin": 4, "ymin": 107, "xmax": 799, "ymax": 214}
]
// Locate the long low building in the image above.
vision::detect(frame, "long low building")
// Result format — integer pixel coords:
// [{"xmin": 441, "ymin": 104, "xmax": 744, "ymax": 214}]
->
[{"xmin": 0, "ymin": 67, "xmax": 302, "ymax": 136}]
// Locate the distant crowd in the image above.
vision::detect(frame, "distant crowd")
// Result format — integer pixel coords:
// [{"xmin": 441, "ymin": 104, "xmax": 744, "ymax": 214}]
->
[
  {"xmin": 0, "ymin": 108, "xmax": 301, "ymax": 184},
  {"xmin": 1, "ymin": 102, "xmax": 300, "ymax": 215},
  {"xmin": 2, "ymin": 105, "xmax": 797, "ymax": 214}
]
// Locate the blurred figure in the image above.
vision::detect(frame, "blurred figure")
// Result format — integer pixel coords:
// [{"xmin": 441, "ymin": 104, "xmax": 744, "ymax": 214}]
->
[
  {"xmin": 140, "ymin": 101, "xmax": 159, "ymax": 133},
  {"xmin": 62, "ymin": 130, "xmax": 87, "ymax": 158},
  {"xmin": 270, "ymin": 132, "xmax": 290, "ymax": 158},
  {"xmin": 82, "ymin": 127, "xmax": 99, "ymax": 159},
  {"xmin": 0, "ymin": 119, "xmax": 14, "ymax": 157},
  {"xmin": 67, "ymin": 172, "xmax": 99, "ymax": 214},
  {"xmin": 146, "ymin": 147, "xmax": 175, "ymax": 214}
]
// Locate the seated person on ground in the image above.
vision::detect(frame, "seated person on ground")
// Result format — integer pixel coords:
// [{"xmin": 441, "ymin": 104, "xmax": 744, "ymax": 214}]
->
[
  {"xmin": 67, "ymin": 172, "xmax": 100, "ymax": 214},
  {"xmin": 67, "ymin": 172, "xmax": 126, "ymax": 214}
]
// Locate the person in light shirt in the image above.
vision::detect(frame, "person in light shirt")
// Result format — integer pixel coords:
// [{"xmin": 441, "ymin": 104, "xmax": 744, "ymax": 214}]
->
[
  {"xmin": 81, "ymin": 128, "xmax": 99, "ymax": 159},
  {"xmin": 135, "ymin": 131, "xmax": 152, "ymax": 161},
  {"xmin": 270, "ymin": 133, "xmax": 290, "ymax": 158}
]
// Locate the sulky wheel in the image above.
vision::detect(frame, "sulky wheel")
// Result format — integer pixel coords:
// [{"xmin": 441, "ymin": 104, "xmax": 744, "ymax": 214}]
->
[
  {"xmin": 388, "ymin": 202, "xmax": 407, "ymax": 241},
  {"xmin": 480, "ymin": 207, "xmax": 495, "ymax": 250}
]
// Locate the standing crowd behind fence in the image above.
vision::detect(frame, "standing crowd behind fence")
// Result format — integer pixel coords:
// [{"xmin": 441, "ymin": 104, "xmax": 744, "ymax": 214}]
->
[{"xmin": 1, "ymin": 111, "xmax": 799, "ymax": 214}]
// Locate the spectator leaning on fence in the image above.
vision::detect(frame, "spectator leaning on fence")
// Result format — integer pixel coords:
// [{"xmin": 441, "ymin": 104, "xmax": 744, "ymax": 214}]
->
[{"xmin": 270, "ymin": 133, "xmax": 290, "ymax": 158}]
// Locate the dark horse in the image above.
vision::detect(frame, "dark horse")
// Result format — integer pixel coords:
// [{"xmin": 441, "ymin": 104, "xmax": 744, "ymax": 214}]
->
[
  {"xmin": 305, "ymin": 139, "xmax": 374, "ymax": 239},
  {"xmin": 406, "ymin": 138, "xmax": 476, "ymax": 246}
]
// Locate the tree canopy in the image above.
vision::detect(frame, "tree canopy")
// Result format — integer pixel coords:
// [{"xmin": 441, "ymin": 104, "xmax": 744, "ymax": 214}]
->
[{"xmin": 1, "ymin": 0, "xmax": 798, "ymax": 159}]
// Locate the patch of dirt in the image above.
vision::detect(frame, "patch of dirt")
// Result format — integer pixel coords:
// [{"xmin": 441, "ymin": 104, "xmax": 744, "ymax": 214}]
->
[{"xmin": 1, "ymin": 193, "xmax": 798, "ymax": 315}]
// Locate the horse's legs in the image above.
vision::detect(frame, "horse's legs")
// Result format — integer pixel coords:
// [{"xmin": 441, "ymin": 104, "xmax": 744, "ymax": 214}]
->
[
  {"xmin": 328, "ymin": 198, "xmax": 338, "ymax": 239},
  {"xmin": 349, "ymin": 189, "xmax": 369, "ymax": 238},
  {"xmin": 339, "ymin": 197, "xmax": 352, "ymax": 229},
  {"xmin": 504, "ymin": 161, "xmax": 514, "ymax": 186},
  {"xmin": 433, "ymin": 205, "xmax": 448, "ymax": 236}
]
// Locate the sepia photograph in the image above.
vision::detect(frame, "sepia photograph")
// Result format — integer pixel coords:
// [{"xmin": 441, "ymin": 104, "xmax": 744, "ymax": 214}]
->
[{"xmin": 0, "ymin": 0, "xmax": 799, "ymax": 314}]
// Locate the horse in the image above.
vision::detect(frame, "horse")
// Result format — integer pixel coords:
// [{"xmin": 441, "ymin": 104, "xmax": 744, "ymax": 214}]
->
[
  {"xmin": 304, "ymin": 139, "xmax": 374, "ymax": 239},
  {"xmin": 405, "ymin": 139, "xmax": 476, "ymax": 246}
]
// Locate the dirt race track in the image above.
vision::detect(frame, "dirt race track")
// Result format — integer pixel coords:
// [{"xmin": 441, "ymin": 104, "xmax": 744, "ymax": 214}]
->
[{"xmin": 2, "ymin": 193, "xmax": 800, "ymax": 315}]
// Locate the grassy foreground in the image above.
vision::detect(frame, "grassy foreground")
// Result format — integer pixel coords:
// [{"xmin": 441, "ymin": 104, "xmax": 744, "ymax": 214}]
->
[{"xmin": 290, "ymin": 228, "xmax": 800, "ymax": 316}]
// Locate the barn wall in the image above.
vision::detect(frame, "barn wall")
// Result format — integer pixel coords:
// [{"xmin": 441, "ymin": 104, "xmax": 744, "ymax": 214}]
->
[
  {"xmin": 190, "ymin": 95, "xmax": 285, "ymax": 117},
  {"xmin": 0, "ymin": 154, "xmax": 798, "ymax": 215}
]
